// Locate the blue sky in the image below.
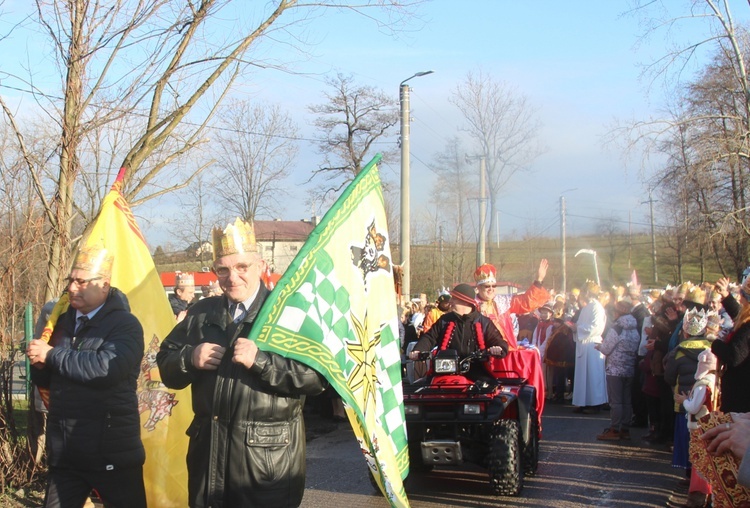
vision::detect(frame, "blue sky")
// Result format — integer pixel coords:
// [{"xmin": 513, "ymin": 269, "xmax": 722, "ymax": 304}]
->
[
  {"xmin": 220, "ymin": 0, "xmax": 708, "ymax": 242},
  {"xmin": 2, "ymin": 1, "xmax": 742, "ymax": 247}
]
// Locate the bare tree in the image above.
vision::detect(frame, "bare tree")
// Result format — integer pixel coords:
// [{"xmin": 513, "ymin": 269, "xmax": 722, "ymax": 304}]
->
[
  {"xmin": 212, "ymin": 99, "xmax": 298, "ymax": 222},
  {"xmin": 0, "ymin": 0, "xmax": 418, "ymax": 302},
  {"xmin": 308, "ymin": 73, "xmax": 399, "ymax": 195},
  {"xmin": 167, "ymin": 173, "xmax": 221, "ymax": 267},
  {"xmin": 596, "ymin": 216, "xmax": 624, "ymax": 285},
  {"xmin": 430, "ymin": 136, "xmax": 476, "ymax": 245},
  {"xmin": 622, "ymin": 0, "xmax": 750, "ymax": 280},
  {"xmin": 450, "ymin": 69, "xmax": 544, "ymax": 256}
]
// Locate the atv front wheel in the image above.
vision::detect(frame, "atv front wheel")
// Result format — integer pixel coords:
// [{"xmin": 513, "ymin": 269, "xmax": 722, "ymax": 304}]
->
[
  {"xmin": 521, "ymin": 409, "xmax": 539, "ymax": 476},
  {"xmin": 488, "ymin": 419, "xmax": 523, "ymax": 496}
]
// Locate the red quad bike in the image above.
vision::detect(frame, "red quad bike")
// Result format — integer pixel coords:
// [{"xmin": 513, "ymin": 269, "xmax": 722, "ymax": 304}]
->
[{"xmin": 402, "ymin": 348, "xmax": 539, "ymax": 496}]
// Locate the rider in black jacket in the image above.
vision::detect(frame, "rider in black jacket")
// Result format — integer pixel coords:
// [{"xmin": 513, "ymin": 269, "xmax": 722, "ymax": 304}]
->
[{"xmin": 409, "ymin": 283, "xmax": 508, "ymax": 379}]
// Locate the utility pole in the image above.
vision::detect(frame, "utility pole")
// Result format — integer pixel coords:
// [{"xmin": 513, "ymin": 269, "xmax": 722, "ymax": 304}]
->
[
  {"xmin": 439, "ymin": 223, "xmax": 445, "ymax": 288},
  {"xmin": 399, "ymin": 70, "xmax": 434, "ymax": 301},
  {"xmin": 559, "ymin": 189, "xmax": 576, "ymax": 293},
  {"xmin": 466, "ymin": 154, "xmax": 487, "ymax": 266},
  {"xmin": 496, "ymin": 211, "xmax": 500, "ymax": 249},
  {"xmin": 560, "ymin": 195, "xmax": 567, "ymax": 293},
  {"xmin": 642, "ymin": 190, "xmax": 658, "ymax": 283},
  {"xmin": 628, "ymin": 210, "xmax": 632, "ymax": 270},
  {"xmin": 478, "ymin": 156, "xmax": 486, "ymax": 266}
]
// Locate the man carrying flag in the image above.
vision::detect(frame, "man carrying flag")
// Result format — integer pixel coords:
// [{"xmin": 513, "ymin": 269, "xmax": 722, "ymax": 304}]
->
[
  {"xmin": 26, "ymin": 245, "xmax": 147, "ymax": 508},
  {"xmin": 157, "ymin": 218, "xmax": 328, "ymax": 508},
  {"xmin": 244, "ymin": 155, "xmax": 410, "ymax": 507}
]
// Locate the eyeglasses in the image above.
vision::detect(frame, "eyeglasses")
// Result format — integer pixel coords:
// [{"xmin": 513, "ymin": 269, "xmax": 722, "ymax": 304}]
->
[
  {"xmin": 64, "ymin": 276, "xmax": 102, "ymax": 287},
  {"xmin": 214, "ymin": 262, "xmax": 256, "ymax": 278}
]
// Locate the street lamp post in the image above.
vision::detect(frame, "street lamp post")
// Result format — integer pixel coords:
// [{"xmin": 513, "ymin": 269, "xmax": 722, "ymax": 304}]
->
[
  {"xmin": 559, "ymin": 188, "xmax": 577, "ymax": 293},
  {"xmin": 575, "ymin": 248, "xmax": 600, "ymax": 287},
  {"xmin": 399, "ymin": 70, "xmax": 433, "ymax": 302}
]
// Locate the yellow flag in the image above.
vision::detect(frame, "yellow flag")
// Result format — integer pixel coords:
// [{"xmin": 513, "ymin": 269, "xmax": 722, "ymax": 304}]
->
[{"xmin": 83, "ymin": 169, "xmax": 191, "ymax": 507}]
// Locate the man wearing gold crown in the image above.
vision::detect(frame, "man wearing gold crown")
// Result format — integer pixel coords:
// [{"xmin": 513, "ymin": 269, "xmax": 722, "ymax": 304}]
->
[
  {"xmin": 473, "ymin": 259, "xmax": 550, "ymax": 349},
  {"xmin": 157, "ymin": 218, "xmax": 327, "ymax": 508},
  {"xmin": 170, "ymin": 271, "xmax": 196, "ymax": 321},
  {"xmin": 26, "ymin": 246, "xmax": 147, "ymax": 508}
]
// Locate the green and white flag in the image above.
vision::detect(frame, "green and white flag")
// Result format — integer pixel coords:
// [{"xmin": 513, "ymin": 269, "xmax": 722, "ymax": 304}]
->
[{"xmin": 247, "ymin": 154, "xmax": 409, "ymax": 506}]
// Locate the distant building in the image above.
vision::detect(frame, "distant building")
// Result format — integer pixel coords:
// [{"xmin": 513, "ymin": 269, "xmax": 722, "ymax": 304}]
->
[
  {"xmin": 186, "ymin": 241, "xmax": 213, "ymax": 258},
  {"xmin": 493, "ymin": 281, "xmax": 521, "ymax": 295},
  {"xmin": 254, "ymin": 218, "xmax": 318, "ymax": 273}
]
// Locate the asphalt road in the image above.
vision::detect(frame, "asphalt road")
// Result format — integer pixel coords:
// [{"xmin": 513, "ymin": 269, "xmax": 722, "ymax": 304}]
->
[{"xmin": 302, "ymin": 401, "xmax": 691, "ymax": 508}]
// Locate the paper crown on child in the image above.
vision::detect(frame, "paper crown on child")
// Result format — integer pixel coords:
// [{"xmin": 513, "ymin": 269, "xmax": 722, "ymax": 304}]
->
[
  {"xmin": 685, "ymin": 286, "xmax": 706, "ymax": 307},
  {"xmin": 705, "ymin": 310, "xmax": 721, "ymax": 330},
  {"xmin": 212, "ymin": 218, "xmax": 257, "ymax": 259},
  {"xmin": 694, "ymin": 349, "xmax": 717, "ymax": 380},
  {"xmin": 473, "ymin": 264, "xmax": 497, "ymax": 286},
  {"xmin": 174, "ymin": 271, "xmax": 195, "ymax": 288},
  {"xmin": 684, "ymin": 308, "xmax": 708, "ymax": 337},
  {"xmin": 582, "ymin": 280, "xmax": 600, "ymax": 296},
  {"xmin": 675, "ymin": 282, "xmax": 692, "ymax": 298},
  {"xmin": 72, "ymin": 244, "xmax": 113, "ymax": 277}
]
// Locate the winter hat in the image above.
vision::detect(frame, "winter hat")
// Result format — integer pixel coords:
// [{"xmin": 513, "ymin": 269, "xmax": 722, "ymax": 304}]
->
[
  {"xmin": 694, "ymin": 349, "xmax": 717, "ymax": 381},
  {"xmin": 615, "ymin": 297, "xmax": 634, "ymax": 315},
  {"xmin": 450, "ymin": 283, "xmax": 477, "ymax": 308}
]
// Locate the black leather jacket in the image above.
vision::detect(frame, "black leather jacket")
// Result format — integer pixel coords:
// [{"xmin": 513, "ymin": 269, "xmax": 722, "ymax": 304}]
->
[
  {"xmin": 157, "ymin": 285, "xmax": 327, "ymax": 508},
  {"xmin": 30, "ymin": 288, "xmax": 145, "ymax": 471}
]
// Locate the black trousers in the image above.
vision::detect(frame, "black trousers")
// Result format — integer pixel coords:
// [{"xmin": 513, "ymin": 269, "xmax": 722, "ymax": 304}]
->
[{"xmin": 44, "ymin": 466, "xmax": 147, "ymax": 508}]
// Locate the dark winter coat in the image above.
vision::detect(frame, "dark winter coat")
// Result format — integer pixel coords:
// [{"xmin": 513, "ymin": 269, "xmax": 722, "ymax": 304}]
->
[
  {"xmin": 157, "ymin": 285, "xmax": 327, "ymax": 508},
  {"xmin": 413, "ymin": 309, "xmax": 507, "ymax": 380},
  {"xmin": 413, "ymin": 309, "xmax": 508, "ymax": 358},
  {"xmin": 30, "ymin": 288, "xmax": 145, "ymax": 472},
  {"xmin": 712, "ymin": 294, "xmax": 750, "ymax": 412},
  {"xmin": 664, "ymin": 336, "xmax": 712, "ymax": 413},
  {"xmin": 169, "ymin": 292, "xmax": 190, "ymax": 317}
]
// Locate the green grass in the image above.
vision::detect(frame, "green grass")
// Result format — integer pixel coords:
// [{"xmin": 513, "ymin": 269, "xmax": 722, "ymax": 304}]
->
[
  {"xmin": 11, "ymin": 400, "xmax": 29, "ymax": 437},
  {"xmin": 402, "ymin": 233, "xmax": 730, "ymax": 297}
]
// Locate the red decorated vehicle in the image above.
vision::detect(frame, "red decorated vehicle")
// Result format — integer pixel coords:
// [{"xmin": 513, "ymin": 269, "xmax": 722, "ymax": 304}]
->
[{"xmin": 402, "ymin": 348, "xmax": 539, "ymax": 496}]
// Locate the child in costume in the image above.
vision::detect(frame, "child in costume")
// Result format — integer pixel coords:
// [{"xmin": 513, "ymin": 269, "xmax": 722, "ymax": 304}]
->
[{"xmin": 676, "ymin": 347, "xmax": 718, "ymax": 508}]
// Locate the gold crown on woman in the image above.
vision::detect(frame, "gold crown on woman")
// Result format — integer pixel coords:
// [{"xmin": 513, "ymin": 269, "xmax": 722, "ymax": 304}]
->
[
  {"xmin": 72, "ymin": 244, "xmax": 113, "ymax": 277},
  {"xmin": 212, "ymin": 218, "xmax": 257, "ymax": 259}
]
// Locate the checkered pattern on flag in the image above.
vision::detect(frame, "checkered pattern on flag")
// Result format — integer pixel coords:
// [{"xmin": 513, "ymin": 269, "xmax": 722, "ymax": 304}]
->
[{"xmin": 247, "ymin": 154, "xmax": 410, "ymax": 507}]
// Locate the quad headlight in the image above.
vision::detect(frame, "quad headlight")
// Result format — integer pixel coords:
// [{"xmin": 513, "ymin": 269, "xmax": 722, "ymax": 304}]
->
[
  {"xmin": 434, "ymin": 358, "xmax": 458, "ymax": 374},
  {"xmin": 463, "ymin": 404, "xmax": 481, "ymax": 415}
]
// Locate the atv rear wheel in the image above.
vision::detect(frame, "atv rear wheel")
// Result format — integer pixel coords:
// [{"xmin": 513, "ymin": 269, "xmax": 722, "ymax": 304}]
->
[
  {"xmin": 522, "ymin": 409, "xmax": 539, "ymax": 476},
  {"xmin": 488, "ymin": 419, "xmax": 523, "ymax": 496}
]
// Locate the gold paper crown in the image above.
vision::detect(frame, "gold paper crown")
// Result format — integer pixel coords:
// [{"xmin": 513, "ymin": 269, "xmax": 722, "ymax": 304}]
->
[
  {"xmin": 72, "ymin": 244, "xmax": 113, "ymax": 277},
  {"xmin": 175, "ymin": 271, "xmax": 195, "ymax": 287},
  {"xmin": 676, "ymin": 282, "xmax": 692, "ymax": 297},
  {"xmin": 685, "ymin": 286, "xmax": 706, "ymax": 306},
  {"xmin": 582, "ymin": 280, "xmax": 600, "ymax": 296},
  {"xmin": 212, "ymin": 218, "xmax": 257, "ymax": 259}
]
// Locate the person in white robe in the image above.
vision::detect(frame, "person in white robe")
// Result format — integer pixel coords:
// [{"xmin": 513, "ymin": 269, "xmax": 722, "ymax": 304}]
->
[{"xmin": 572, "ymin": 281, "xmax": 608, "ymax": 409}]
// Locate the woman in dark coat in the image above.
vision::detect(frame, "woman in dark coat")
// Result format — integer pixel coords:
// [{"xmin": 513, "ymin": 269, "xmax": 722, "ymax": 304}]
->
[{"xmin": 711, "ymin": 274, "xmax": 750, "ymax": 413}]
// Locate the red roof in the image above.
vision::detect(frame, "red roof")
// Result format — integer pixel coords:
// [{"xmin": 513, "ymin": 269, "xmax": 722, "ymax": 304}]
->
[{"xmin": 160, "ymin": 271, "xmax": 217, "ymax": 287}]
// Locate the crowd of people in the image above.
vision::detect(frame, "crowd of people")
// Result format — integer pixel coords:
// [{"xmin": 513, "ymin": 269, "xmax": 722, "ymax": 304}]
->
[
  {"xmin": 401, "ymin": 269, "xmax": 750, "ymax": 508},
  {"xmin": 24, "ymin": 219, "xmax": 750, "ymax": 508}
]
